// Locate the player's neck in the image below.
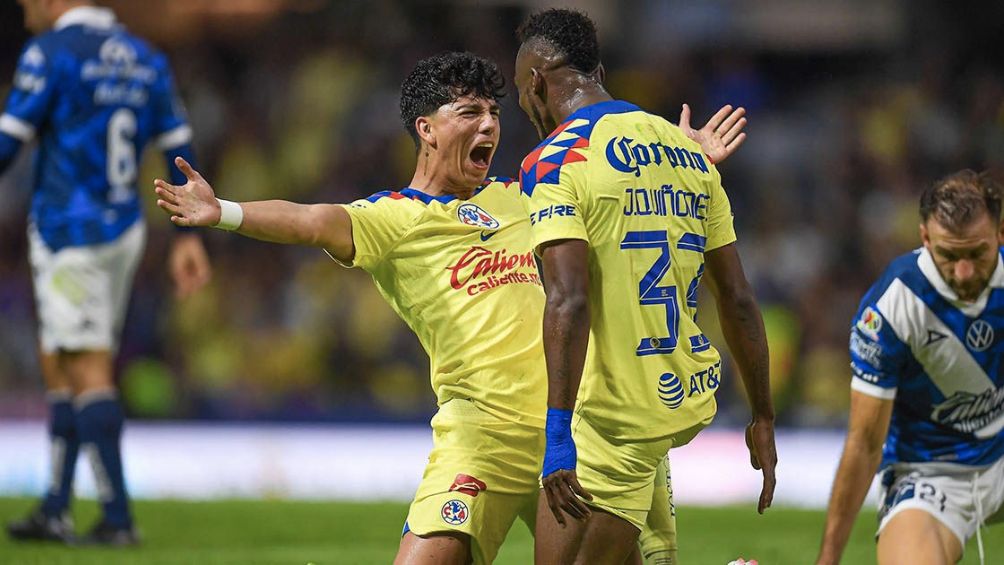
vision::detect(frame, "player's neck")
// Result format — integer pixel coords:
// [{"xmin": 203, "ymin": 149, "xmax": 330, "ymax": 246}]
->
[
  {"xmin": 408, "ymin": 160, "xmax": 476, "ymax": 201},
  {"xmin": 549, "ymin": 80, "xmax": 612, "ymax": 127}
]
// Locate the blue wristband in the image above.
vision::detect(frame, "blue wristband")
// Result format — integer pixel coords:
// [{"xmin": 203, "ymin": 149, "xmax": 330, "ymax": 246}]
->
[{"xmin": 542, "ymin": 407, "xmax": 576, "ymax": 477}]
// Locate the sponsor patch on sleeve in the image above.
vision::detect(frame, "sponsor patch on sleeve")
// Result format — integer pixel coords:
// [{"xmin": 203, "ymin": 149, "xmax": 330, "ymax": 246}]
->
[
  {"xmin": 850, "ymin": 332, "xmax": 884, "ymax": 368},
  {"xmin": 855, "ymin": 306, "xmax": 883, "ymax": 340}
]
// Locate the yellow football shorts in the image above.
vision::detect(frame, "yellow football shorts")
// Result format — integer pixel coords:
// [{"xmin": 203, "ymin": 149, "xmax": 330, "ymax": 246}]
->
[
  {"xmin": 639, "ymin": 456, "xmax": 678, "ymax": 564},
  {"xmin": 404, "ymin": 398, "xmax": 543, "ymax": 564},
  {"xmin": 573, "ymin": 411, "xmax": 707, "ymax": 530}
]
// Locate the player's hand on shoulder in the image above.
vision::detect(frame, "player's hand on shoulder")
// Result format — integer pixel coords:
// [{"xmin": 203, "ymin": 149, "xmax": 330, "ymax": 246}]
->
[
  {"xmin": 678, "ymin": 103, "xmax": 747, "ymax": 165},
  {"xmin": 154, "ymin": 157, "xmax": 220, "ymax": 227},
  {"xmin": 745, "ymin": 418, "xmax": 777, "ymax": 514}
]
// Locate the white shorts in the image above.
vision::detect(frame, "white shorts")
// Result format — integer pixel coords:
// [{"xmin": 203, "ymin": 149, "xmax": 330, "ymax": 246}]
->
[
  {"xmin": 877, "ymin": 457, "xmax": 1004, "ymax": 546},
  {"xmin": 29, "ymin": 221, "xmax": 146, "ymax": 354}
]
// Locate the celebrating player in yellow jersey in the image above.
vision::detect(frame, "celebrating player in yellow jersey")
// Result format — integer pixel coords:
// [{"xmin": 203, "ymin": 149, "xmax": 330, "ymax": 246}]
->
[
  {"xmin": 154, "ymin": 51, "xmax": 746, "ymax": 564},
  {"xmin": 514, "ymin": 9, "xmax": 778, "ymax": 564}
]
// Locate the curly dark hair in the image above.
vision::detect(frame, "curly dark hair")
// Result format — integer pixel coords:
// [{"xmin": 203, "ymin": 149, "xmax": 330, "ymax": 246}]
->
[
  {"xmin": 516, "ymin": 8, "xmax": 599, "ymax": 73},
  {"xmin": 920, "ymin": 169, "xmax": 1003, "ymax": 229},
  {"xmin": 399, "ymin": 52, "xmax": 506, "ymax": 147}
]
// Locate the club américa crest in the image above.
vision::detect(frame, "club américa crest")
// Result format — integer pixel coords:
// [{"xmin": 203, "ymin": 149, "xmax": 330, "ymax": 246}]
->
[
  {"xmin": 457, "ymin": 203, "xmax": 500, "ymax": 230},
  {"xmin": 441, "ymin": 499, "xmax": 469, "ymax": 525}
]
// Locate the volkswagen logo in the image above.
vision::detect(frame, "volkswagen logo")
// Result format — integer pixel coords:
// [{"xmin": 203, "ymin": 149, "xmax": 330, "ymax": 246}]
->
[{"xmin": 965, "ymin": 320, "xmax": 994, "ymax": 352}]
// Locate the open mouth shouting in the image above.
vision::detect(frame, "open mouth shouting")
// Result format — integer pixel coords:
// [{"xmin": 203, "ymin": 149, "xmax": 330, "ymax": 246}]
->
[{"xmin": 470, "ymin": 141, "xmax": 495, "ymax": 170}]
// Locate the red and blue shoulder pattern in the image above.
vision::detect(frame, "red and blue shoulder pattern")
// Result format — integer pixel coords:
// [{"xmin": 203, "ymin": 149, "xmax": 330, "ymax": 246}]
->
[
  {"xmin": 519, "ymin": 100, "xmax": 640, "ymax": 197},
  {"xmin": 476, "ymin": 176, "xmax": 517, "ymax": 195},
  {"xmin": 365, "ymin": 187, "xmax": 456, "ymax": 205},
  {"xmin": 364, "ymin": 177, "xmax": 517, "ymax": 204}
]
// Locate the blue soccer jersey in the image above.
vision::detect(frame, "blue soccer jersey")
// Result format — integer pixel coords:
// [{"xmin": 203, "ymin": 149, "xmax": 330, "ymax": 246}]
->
[
  {"xmin": 0, "ymin": 6, "xmax": 194, "ymax": 251},
  {"xmin": 850, "ymin": 247, "xmax": 1004, "ymax": 468}
]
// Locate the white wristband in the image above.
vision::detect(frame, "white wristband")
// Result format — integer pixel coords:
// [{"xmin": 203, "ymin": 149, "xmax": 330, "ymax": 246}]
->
[{"xmin": 214, "ymin": 198, "xmax": 243, "ymax": 231}]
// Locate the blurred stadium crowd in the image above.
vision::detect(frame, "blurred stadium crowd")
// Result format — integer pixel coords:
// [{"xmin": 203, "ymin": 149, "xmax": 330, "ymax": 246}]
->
[{"xmin": 1, "ymin": 0, "xmax": 1002, "ymax": 425}]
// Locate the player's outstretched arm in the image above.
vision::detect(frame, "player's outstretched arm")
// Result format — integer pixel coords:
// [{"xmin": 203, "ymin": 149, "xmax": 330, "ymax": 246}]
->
[
  {"xmin": 678, "ymin": 104, "xmax": 747, "ymax": 165},
  {"xmin": 538, "ymin": 238, "xmax": 594, "ymax": 526},
  {"xmin": 816, "ymin": 391, "xmax": 892, "ymax": 565},
  {"xmin": 704, "ymin": 243, "xmax": 777, "ymax": 514},
  {"xmin": 154, "ymin": 157, "xmax": 354, "ymax": 261}
]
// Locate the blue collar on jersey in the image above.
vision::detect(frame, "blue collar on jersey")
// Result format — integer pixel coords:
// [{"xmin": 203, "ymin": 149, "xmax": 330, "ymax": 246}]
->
[
  {"xmin": 562, "ymin": 99, "xmax": 641, "ymax": 127},
  {"xmin": 400, "ymin": 187, "xmax": 457, "ymax": 204}
]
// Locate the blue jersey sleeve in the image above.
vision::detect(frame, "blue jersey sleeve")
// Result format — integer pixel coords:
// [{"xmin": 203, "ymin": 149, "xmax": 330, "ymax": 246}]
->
[
  {"xmin": 148, "ymin": 53, "xmax": 195, "ymax": 186},
  {"xmin": 147, "ymin": 52, "xmax": 198, "ymax": 231},
  {"xmin": 849, "ymin": 295, "xmax": 909, "ymax": 399},
  {"xmin": 0, "ymin": 40, "xmax": 58, "ymax": 172}
]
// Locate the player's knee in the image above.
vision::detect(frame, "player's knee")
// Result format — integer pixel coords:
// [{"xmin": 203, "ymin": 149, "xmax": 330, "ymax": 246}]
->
[
  {"xmin": 878, "ymin": 511, "xmax": 957, "ymax": 565},
  {"xmin": 395, "ymin": 531, "xmax": 472, "ymax": 565},
  {"xmin": 60, "ymin": 350, "xmax": 115, "ymax": 392}
]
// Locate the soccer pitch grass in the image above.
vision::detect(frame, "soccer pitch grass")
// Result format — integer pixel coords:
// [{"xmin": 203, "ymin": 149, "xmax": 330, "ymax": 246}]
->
[{"xmin": 1, "ymin": 497, "xmax": 1000, "ymax": 564}]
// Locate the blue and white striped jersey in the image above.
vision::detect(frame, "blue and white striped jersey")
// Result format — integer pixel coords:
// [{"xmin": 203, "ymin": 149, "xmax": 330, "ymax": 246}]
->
[
  {"xmin": 850, "ymin": 247, "xmax": 1004, "ymax": 468},
  {"xmin": 0, "ymin": 6, "xmax": 194, "ymax": 251}
]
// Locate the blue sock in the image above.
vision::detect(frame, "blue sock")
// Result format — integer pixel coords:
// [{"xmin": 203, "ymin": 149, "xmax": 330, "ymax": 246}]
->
[
  {"xmin": 75, "ymin": 392, "xmax": 132, "ymax": 529},
  {"xmin": 40, "ymin": 392, "xmax": 78, "ymax": 517}
]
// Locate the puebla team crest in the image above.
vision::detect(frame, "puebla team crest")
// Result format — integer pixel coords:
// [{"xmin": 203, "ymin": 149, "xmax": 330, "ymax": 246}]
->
[
  {"xmin": 457, "ymin": 203, "xmax": 500, "ymax": 230},
  {"xmin": 441, "ymin": 499, "xmax": 469, "ymax": 525}
]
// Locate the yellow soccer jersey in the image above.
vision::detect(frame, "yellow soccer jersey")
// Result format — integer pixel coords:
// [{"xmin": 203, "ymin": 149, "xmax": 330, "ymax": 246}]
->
[
  {"xmin": 338, "ymin": 178, "xmax": 546, "ymax": 428},
  {"xmin": 520, "ymin": 100, "xmax": 736, "ymax": 440}
]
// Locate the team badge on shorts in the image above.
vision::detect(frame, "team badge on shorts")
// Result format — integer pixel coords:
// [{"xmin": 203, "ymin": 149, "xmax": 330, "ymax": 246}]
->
[
  {"xmin": 457, "ymin": 203, "xmax": 500, "ymax": 230},
  {"xmin": 441, "ymin": 499, "xmax": 469, "ymax": 525},
  {"xmin": 856, "ymin": 306, "xmax": 883, "ymax": 340}
]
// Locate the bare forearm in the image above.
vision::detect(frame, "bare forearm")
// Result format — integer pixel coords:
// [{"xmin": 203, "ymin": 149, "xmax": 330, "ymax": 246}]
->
[
  {"xmin": 543, "ymin": 293, "xmax": 590, "ymax": 409},
  {"xmin": 718, "ymin": 290, "xmax": 773, "ymax": 420},
  {"xmin": 817, "ymin": 438, "xmax": 883, "ymax": 564},
  {"xmin": 237, "ymin": 200, "xmax": 346, "ymax": 249}
]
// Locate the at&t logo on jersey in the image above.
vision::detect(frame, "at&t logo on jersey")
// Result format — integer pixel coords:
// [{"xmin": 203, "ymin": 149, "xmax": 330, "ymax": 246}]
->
[
  {"xmin": 441, "ymin": 500, "xmax": 469, "ymax": 525},
  {"xmin": 658, "ymin": 373, "xmax": 685, "ymax": 409},
  {"xmin": 856, "ymin": 306, "xmax": 883, "ymax": 340},
  {"xmin": 457, "ymin": 203, "xmax": 500, "ymax": 230}
]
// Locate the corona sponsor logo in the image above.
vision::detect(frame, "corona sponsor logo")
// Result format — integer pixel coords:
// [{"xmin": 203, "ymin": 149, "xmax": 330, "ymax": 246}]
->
[{"xmin": 606, "ymin": 137, "xmax": 709, "ymax": 177}]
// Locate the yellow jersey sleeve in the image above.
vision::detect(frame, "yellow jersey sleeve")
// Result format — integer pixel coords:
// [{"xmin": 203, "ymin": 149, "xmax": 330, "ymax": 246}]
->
[
  {"xmin": 519, "ymin": 122, "xmax": 592, "ymax": 251},
  {"xmin": 339, "ymin": 191, "xmax": 421, "ymax": 271},
  {"xmin": 703, "ymin": 166, "xmax": 737, "ymax": 252}
]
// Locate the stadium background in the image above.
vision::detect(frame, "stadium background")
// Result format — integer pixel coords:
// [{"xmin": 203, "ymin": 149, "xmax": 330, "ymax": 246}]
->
[{"xmin": 0, "ymin": 0, "xmax": 1002, "ymax": 562}]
